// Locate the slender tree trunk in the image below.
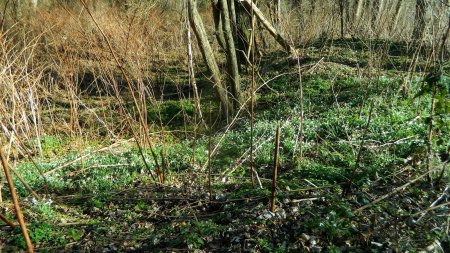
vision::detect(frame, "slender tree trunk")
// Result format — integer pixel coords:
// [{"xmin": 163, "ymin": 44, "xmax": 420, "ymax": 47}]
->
[
  {"xmin": 229, "ymin": 0, "xmax": 238, "ymax": 52},
  {"xmin": 236, "ymin": 0, "xmax": 254, "ymax": 69},
  {"xmin": 229, "ymin": 0, "xmax": 237, "ymax": 25},
  {"xmin": 372, "ymin": 0, "xmax": 385, "ymax": 35},
  {"xmin": 212, "ymin": 2, "xmax": 226, "ymax": 49},
  {"xmin": 310, "ymin": 0, "xmax": 315, "ymax": 16},
  {"xmin": 276, "ymin": 0, "xmax": 281, "ymax": 30},
  {"xmin": 345, "ymin": 0, "xmax": 351, "ymax": 24},
  {"xmin": 412, "ymin": 0, "xmax": 426, "ymax": 40},
  {"xmin": 30, "ymin": 0, "xmax": 37, "ymax": 11},
  {"xmin": 354, "ymin": 0, "xmax": 364, "ymax": 24},
  {"xmin": 389, "ymin": 0, "xmax": 403, "ymax": 35},
  {"xmin": 219, "ymin": 0, "xmax": 241, "ymax": 106},
  {"xmin": 439, "ymin": 13, "xmax": 450, "ymax": 61},
  {"xmin": 185, "ymin": 0, "xmax": 204, "ymax": 124},
  {"xmin": 12, "ymin": 0, "xmax": 22, "ymax": 21},
  {"xmin": 90, "ymin": 0, "xmax": 98, "ymax": 11},
  {"xmin": 188, "ymin": 0, "xmax": 232, "ymax": 116},
  {"xmin": 371, "ymin": 0, "xmax": 379, "ymax": 26},
  {"xmin": 339, "ymin": 0, "xmax": 345, "ymax": 38}
]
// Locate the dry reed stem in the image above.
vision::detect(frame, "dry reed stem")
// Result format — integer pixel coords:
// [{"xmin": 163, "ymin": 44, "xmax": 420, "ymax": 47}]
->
[
  {"xmin": 0, "ymin": 141, "xmax": 33, "ymax": 252},
  {"xmin": 270, "ymin": 124, "xmax": 280, "ymax": 212}
]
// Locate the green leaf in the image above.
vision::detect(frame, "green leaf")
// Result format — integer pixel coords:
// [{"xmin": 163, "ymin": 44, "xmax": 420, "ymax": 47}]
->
[{"xmin": 70, "ymin": 229, "xmax": 83, "ymax": 241}]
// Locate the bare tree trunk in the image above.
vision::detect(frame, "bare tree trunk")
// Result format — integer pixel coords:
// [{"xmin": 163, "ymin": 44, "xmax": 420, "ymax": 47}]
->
[
  {"xmin": 30, "ymin": 0, "xmax": 37, "ymax": 11},
  {"xmin": 90, "ymin": 0, "xmax": 98, "ymax": 11},
  {"xmin": 240, "ymin": 0, "xmax": 296, "ymax": 55},
  {"xmin": 371, "ymin": 0, "xmax": 378, "ymax": 25},
  {"xmin": 412, "ymin": 0, "xmax": 426, "ymax": 40},
  {"xmin": 371, "ymin": 0, "xmax": 385, "ymax": 35},
  {"xmin": 212, "ymin": 2, "xmax": 226, "ymax": 49},
  {"xmin": 310, "ymin": 0, "xmax": 315, "ymax": 16},
  {"xmin": 229, "ymin": 0, "xmax": 237, "ymax": 25},
  {"xmin": 187, "ymin": 0, "xmax": 232, "ymax": 116},
  {"xmin": 276, "ymin": 0, "xmax": 281, "ymax": 30},
  {"xmin": 439, "ymin": 12, "xmax": 450, "ymax": 61},
  {"xmin": 235, "ymin": 1, "xmax": 252, "ymax": 67},
  {"xmin": 12, "ymin": 0, "xmax": 22, "ymax": 21},
  {"xmin": 339, "ymin": 0, "xmax": 345, "ymax": 38},
  {"xmin": 389, "ymin": 0, "xmax": 403, "ymax": 35},
  {"xmin": 219, "ymin": 0, "xmax": 241, "ymax": 106},
  {"xmin": 377, "ymin": 0, "xmax": 385, "ymax": 23},
  {"xmin": 354, "ymin": 0, "xmax": 364, "ymax": 24},
  {"xmin": 185, "ymin": 0, "xmax": 204, "ymax": 123}
]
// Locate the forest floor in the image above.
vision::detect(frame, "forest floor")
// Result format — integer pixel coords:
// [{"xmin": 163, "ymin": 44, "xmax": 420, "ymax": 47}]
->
[{"xmin": 0, "ymin": 39, "xmax": 449, "ymax": 252}]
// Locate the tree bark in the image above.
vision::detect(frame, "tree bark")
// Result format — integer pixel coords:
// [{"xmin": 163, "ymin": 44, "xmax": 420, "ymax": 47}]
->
[
  {"xmin": 239, "ymin": 0, "xmax": 295, "ymax": 55},
  {"xmin": 354, "ymin": 0, "xmax": 364, "ymax": 24},
  {"xmin": 276, "ymin": 0, "xmax": 281, "ymax": 30},
  {"xmin": 412, "ymin": 0, "xmax": 426, "ymax": 40},
  {"xmin": 212, "ymin": 2, "xmax": 226, "ymax": 49},
  {"xmin": 439, "ymin": 12, "xmax": 450, "ymax": 61},
  {"xmin": 389, "ymin": 0, "xmax": 403, "ymax": 35},
  {"xmin": 229, "ymin": 0, "xmax": 237, "ymax": 25},
  {"xmin": 310, "ymin": 0, "xmax": 315, "ymax": 16},
  {"xmin": 219, "ymin": 0, "xmax": 241, "ymax": 106},
  {"xmin": 339, "ymin": 0, "xmax": 345, "ymax": 38},
  {"xmin": 188, "ymin": 0, "xmax": 233, "ymax": 115},
  {"xmin": 236, "ymin": 0, "xmax": 252, "ymax": 67},
  {"xmin": 30, "ymin": 0, "xmax": 37, "ymax": 11},
  {"xmin": 12, "ymin": 0, "xmax": 22, "ymax": 21}
]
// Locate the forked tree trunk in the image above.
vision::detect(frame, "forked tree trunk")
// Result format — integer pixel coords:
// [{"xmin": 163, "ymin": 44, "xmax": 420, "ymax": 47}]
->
[{"xmin": 187, "ymin": 0, "xmax": 233, "ymax": 116}]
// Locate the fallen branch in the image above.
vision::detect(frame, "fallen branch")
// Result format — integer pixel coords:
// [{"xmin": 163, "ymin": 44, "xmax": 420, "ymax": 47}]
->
[
  {"xmin": 67, "ymin": 163, "xmax": 131, "ymax": 176},
  {"xmin": 413, "ymin": 186, "xmax": 449, "ymax": 222},
  {"xmin": 411, "ymin": 201, "xmax": 450, "ymax": 218},
  {"xmin": 239, "ymin": 0, "xmax": 296, "ymax": 55},
  {"xmin": 355, "ymin": 168, "xmax": 441, "ymax": 213}
]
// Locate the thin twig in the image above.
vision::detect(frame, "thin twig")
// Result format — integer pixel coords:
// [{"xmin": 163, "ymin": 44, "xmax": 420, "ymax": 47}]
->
[
  {"xmin": 0, "ymin": 212, "xmax": 15, "ymax": 228},
  {"xmin": 44, "ymin": 140, "xmax": 125, "ymax": 176},
  {"xmin": 355, "ymin": 168, "xmax": 441, "ymax": 213},
  {"xmin": 411, "ymin": 201, "xmax": 450, "ymax": 218},
  {"xmin": 270, "ymin": 124, "xmax": 281, "ymax": 212}
]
